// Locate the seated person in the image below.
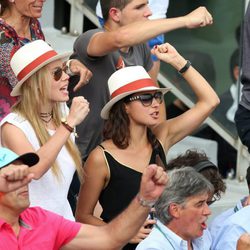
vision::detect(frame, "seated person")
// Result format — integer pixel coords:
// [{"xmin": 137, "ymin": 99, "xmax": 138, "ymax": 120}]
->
[
  {"xmin": 211, "ymin": 203, "xmax": 250, "ymax": 249},
  {"xmin": 165, "ymin": 149, "xmax": 226, "ymax": 249},
  {"xmin": 136, "ymin": 167, "xmax": 214, "ymax": 250},
  {"xmin": 0, "ymin": 147, "xmax": 167, "ymax": 249},
  {"xmin": 210, "ymin": 165, "xmax": 250, "ymax": 249}
]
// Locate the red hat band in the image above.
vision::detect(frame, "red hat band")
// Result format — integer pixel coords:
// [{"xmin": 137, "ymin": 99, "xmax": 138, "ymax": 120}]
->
[
  {"xmin": 111, "ymin": 78, "xmax": 156, "ymax": 99},
  {"xmin": 17, "ymin": 50, "xmax": 58, "ymax": 82}
]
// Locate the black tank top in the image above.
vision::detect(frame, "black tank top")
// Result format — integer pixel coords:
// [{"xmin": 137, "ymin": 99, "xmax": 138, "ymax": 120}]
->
[{"xmin": 99, "ymin": 140, "xmax": 166, "ymax": 250}]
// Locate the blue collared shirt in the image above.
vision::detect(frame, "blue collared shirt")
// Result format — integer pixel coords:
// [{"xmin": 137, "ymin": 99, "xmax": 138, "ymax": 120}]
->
[
  {"xmin": 211, "ymin": 204, "xmax": 250, "ymax": 250},
  {"xmin": 136, "ymin": 220, "xmax": 208, "ymax": 250}
]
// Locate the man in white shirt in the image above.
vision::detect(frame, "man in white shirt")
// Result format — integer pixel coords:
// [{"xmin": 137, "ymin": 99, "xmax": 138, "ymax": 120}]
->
[{"xmin": 136, "ymin": 167, "xmax": 213, "ymax": 250}]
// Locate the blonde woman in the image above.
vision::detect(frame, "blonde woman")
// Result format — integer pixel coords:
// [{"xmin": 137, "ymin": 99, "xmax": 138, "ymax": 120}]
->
[{"xmin": 0, "ymin": 40, "xmax": 89, "ymax": 220}]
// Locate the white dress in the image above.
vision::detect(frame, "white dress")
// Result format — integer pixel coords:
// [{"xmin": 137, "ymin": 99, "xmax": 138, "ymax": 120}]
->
[{"xmin": 0, "ymin": 113, "xmax": 76, "ymax": 221}]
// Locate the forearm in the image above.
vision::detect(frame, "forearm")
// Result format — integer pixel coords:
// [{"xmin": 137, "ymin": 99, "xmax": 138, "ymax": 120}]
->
[
  {"xmin": 103, "ymin": 195, "xmax": 150, "ymax": 248},
  {"xmin": 31, "ymin": 125, "xmax": 73, "ymax": 179},
  {"xmin": 181, "ymin": 65, "xmax": 220, "ymax": 109},
  {"xmin": 114, "ymin": 17, "xmax": 186, "ymax": 48},
  {"xmin": 76, "ymin": 213, "xmax": 106, "ymax": 226}
]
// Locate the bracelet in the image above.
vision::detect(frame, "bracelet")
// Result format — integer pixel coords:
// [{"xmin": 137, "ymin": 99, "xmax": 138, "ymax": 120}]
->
[
  {"xmin": 61, "ymin": 119, "xmax": 74, "ymax": 133},
  {"xmin": 178, "ymin": 60, "xmax": 191, "ymax": 74},
  {"xmin": 137, "ymin": 195, "xmax": 156, "ymax": 208},
  {"xmin": 65, "ymin": 59, "xmax": 75, "ymax": 76}
]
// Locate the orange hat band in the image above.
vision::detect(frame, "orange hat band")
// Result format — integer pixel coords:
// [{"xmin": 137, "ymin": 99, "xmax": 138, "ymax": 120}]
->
[
  {"xmin": 111, "ymin": 78, "xmax": 156, "ymax": 99},
  {"xmin": 17, "ymin": 50, "xmax": 58, "ymax": 81}
]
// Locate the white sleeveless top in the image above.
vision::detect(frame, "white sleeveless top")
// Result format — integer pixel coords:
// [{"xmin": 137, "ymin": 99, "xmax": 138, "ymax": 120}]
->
[{"xmin": 0, "ymin": 113, "xmax": 76, "ymax": 221}]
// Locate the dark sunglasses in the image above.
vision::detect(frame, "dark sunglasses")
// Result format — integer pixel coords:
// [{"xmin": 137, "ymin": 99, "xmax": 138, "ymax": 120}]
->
[
  {"xmin": 52, "ymin": 66, "xmax": 66, "ymax": 81},
  {"xmin": 126, "ymin": 91, "xmax": 163, "ymax": 107}
]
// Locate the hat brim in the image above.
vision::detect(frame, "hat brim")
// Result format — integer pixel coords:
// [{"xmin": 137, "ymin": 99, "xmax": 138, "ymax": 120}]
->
[
  {"xmin": 101, "ymin": 86, "xmax": 170, "ymax": 120},
  {"xmin": 11, "ymin": 51, "xmax": 71, "ymax": 97},
  {"xmin": 1, "ymin": 152, "xmax": 40, "ymax": 169}
]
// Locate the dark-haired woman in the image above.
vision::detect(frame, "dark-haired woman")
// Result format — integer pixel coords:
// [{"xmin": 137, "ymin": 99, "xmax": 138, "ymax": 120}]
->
[{"xmin": 76, "ymin": 43, "xmax": 220, "ymax": 249}]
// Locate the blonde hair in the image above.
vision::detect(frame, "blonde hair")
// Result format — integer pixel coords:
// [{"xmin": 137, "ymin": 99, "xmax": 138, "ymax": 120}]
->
[{"xmin": 12, "ymin": 66, "xmax": 83, "ymax": 182}]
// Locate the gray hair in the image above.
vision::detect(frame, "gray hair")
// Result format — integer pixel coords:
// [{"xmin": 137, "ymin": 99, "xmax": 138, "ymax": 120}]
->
[{"xmin": 155, "ymin": 167, "xmax": 214, "ymax": 225}]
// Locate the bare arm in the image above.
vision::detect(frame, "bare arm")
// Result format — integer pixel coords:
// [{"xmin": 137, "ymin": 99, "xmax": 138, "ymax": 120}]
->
[
  {"xmin": 151, "ymin": 43, "xmax": 220, "ymax": 150},
  {"xmin": 87, "ymin": 7, "xmax": 213, "ymax": 57},
  {"xmin": 68, "ymin": 59, "xmax": 93, "ymax": 92},
  {"xmin": 1, "ymin": 97, "xmax": 89, "ymax": 179},
  {"xmin": 75, "ymin": 147, "xmax": 108, "ymax": 226},
  {"xmin": 63, "ymin": 164, "xmax": 168, "ymax": 250}
]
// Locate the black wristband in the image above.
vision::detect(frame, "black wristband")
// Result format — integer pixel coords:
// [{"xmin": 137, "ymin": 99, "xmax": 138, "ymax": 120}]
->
[{"xmin": 178, "ymin": 60, "xmax": 191, "ymax": 74}]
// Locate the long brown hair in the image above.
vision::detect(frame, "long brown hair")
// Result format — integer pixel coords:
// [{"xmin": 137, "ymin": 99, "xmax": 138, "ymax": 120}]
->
[
  {"xmin": 12, "ymin": 66, "xmax": 83, "ymax": 182},
  {"xmin": 103, "ymin": 99, "xmax": 158, "ymax": 149}
]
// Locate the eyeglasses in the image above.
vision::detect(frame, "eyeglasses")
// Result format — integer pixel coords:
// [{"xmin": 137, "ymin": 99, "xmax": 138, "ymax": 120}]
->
[
  {"xmin": 126, "ymin": 91, "xmax": 163, "ymax": 107},
  {"xmin": 52, "ymin": 66, "xmax": 66, "ymax": 81},
  {"xmin": 207, "ymin": 196, "xmax": 219, "ymax": 206}
]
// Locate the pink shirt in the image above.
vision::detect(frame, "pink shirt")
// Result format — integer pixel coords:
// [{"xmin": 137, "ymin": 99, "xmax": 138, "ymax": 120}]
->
[{"xmin": 0, "ymin": 207, "xmax": 81, "ymax": 250}]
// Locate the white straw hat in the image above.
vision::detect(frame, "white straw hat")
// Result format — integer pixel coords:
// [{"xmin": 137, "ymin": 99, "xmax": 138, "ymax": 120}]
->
[
  {"xmin": 10, "ymin": 40, "xmax": 71, "ymax": 96},
  {"xmin": 101, "ymin": 66, "xmax": 170, "ymax": 119}
]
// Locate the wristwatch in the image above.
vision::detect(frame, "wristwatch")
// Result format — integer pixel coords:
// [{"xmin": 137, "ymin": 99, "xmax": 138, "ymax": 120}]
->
[
  {"xmin": 178, "ymin": 60, "xmax": 191, "ymax": 74},
  {"xmin": 137, "ymin": 195, "xmax": 156, "ymax": 208}
]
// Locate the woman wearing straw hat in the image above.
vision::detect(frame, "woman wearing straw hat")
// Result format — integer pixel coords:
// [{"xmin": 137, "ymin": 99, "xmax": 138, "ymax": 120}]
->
[
  {"xmin": 0, "ymin": 40, "xmax": 89, "ymax": 221},
  {"xmin": 75, "ymin": 43, "xmax": 220, "ymax": 249},
  {"xmin": 0, "ymin": 0, "xmax": 92, "ymax": 121}
]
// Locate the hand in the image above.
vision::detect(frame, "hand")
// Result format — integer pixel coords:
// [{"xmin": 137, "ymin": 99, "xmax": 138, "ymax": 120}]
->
[
  {"xmin": 237, "ymin": 233, "xmax": 250, "ymax": 250},
  {"xmin": 0, "ymin": 164, "xmax": 34, "ymax": 192},
  {"xmin": 151, "ymin": 43, "xmax": 187, "ymax": 71},
  {"xmin": 129, "ymin": 218, "xmax": 156, "ymax": 244},
  {"xmin": 138, "ymin": 164, "xmax": 168, "ymax": 203},
  {"xmin": 184, "ymin": 6, "xmax": 213, "ymax": 29},
  {"xmin": 67, "ymin": 96, "xmax": 90, "ymax": 127},
  {"xmin": 243, "ymin": 195, "xmax": 250, "ymax": 207},
  {"xmin": 69, "ymin": 59, "xmax": 93, "ymax": 92}
]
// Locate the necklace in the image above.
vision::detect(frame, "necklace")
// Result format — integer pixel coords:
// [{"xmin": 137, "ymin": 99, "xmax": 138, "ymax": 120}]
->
[{"xmin": 40, "ymin": 111, "xmax": 53, "ymax": 124}]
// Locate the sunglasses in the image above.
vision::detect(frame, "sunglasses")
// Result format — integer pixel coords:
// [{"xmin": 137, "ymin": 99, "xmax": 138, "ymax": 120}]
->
[
  {"xmin": 52, "ymin": 66, "xmax": 66, "ymax": 81},
  {"xmin": 126, "ymin": 91, "xmax": 163, "ymax": 107}
]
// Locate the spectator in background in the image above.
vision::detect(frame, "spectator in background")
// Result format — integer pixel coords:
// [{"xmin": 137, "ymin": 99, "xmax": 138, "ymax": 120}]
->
[
  {"xmin": 96, "ymin": 0, "xmax": 170, "ymax": 80},
  {"xmin": 235, "ymin": 2, "xmax": 250, "ymax": 152},
  {"xmin": 136, "ymin": 167, "xmax": 214, "ymax": 250},
  {"xmin": 0, "ymin": 40, "xmax": 89, "ymax": 220},
  {"xmin": 210, "ymin": 165, "xmax": 250, "ymax": 249},
  {"xmin": 0, "ymin": 0, "xmax": 92, "ymax": 121},
  {"xmin": 226, "ymin": 48, "xmax": 241, "ymax": 123}
]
